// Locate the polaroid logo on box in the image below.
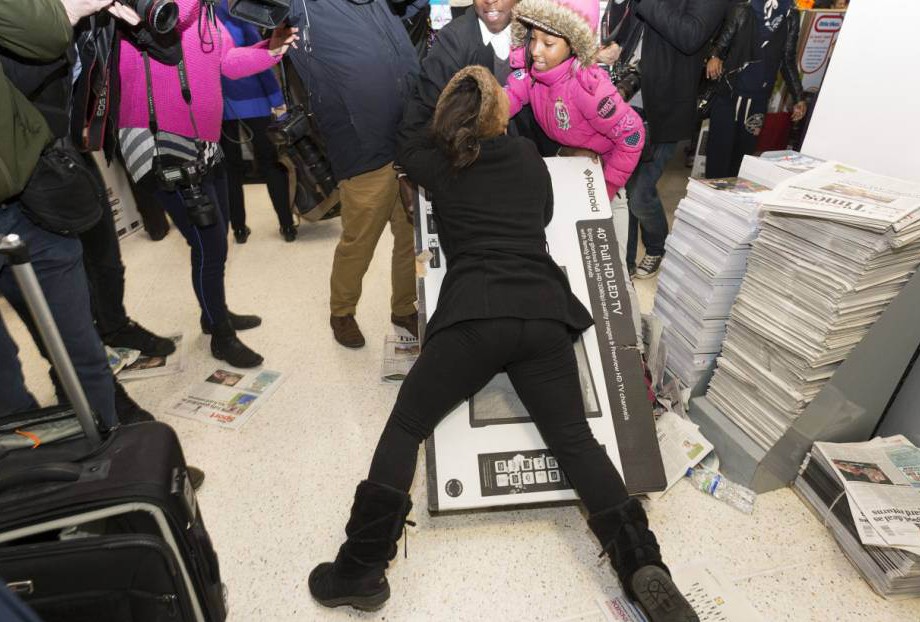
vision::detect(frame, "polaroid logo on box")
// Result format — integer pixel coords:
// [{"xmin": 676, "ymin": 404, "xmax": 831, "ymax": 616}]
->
[{"xmin": 584, "ymin": 169, "xmax": 600, "ymax": 212}]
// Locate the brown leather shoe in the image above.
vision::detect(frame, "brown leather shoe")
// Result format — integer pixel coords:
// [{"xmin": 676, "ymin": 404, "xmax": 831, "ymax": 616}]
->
[
  {"xmin": 390, "ymin": 312, "xmax": 419, "ymax": 339},
  {"xmin": 330, "ymin": 314, "xmax": 365, "ymax": 348}
]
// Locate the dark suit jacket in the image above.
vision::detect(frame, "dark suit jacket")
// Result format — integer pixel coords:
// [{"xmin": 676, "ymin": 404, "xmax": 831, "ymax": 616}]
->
[
  {"xmin": 400, "ymin": 130, "xmax": 593, "ymax": 343},
  {"xmin": 396, "ymin": 11, "xmax": 556, "ymax": 166}
]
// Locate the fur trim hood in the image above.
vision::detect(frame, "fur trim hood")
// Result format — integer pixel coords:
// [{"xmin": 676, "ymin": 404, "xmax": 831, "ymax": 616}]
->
[
  {"xmin": 512, "ymin": 0, "xmax": 599, "ymax": 66},
  {"xmin": 436, "ymin": 65, "xmax": 509, "ymax": 139}
]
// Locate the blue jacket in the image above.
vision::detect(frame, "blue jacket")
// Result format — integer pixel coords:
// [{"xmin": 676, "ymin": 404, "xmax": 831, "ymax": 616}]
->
[
  {"xmin": 286, "ymin": 0, "xmax": 419, "ymax": 180},
  {"xmin": 216, "ymin": 1, "xmax": 284, "ymax": 120}
]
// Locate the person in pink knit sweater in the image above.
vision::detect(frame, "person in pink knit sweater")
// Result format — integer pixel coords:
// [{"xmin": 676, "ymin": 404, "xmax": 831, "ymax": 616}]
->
[
  {"xmin": 117, "ymin": 0, "xmax": 296, "ymax": 368},
  {"xmin": 504, "ymin": 0, "xmax": 645, "ymax": 199}
]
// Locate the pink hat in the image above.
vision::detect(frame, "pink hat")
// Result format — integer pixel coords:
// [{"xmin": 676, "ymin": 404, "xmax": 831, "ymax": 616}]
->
[{"xmin": 512, "ymin": 0, "xmax": 600, "ymax": 66}]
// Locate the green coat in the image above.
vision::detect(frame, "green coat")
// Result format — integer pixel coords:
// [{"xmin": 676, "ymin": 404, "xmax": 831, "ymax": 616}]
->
[{"xmin": 0, "ymin": 0, "xmax": 72, "ymax": 202}]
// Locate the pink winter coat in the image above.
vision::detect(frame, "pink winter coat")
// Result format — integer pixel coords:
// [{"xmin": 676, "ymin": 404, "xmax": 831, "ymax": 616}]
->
[
  {"xmin": 118, "ymin": 0, "xmax": 281, "ymax": 142},
  {"xmin": 505, "ymin": 48, "xmax": 644, "ymax": 196}
]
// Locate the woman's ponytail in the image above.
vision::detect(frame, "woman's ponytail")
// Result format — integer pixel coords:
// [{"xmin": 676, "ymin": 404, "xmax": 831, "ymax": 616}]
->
[{"xmin": 432, "ymin": 77, "xmax": 484, "ymax": 171}]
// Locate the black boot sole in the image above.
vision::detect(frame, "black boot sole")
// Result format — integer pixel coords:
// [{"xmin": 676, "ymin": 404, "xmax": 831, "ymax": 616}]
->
[
  {"xmin": 631, "ymin": 566, "xmax": 699, "ymax": 622},
  {"xmin": 309, "ymin": 563, "xmax": 390, "ymax": 612},
  {"xmin": 312, "ymin": 587, "xmax": 390, "ymax": 612},
  {"xmin": 211, "ymin": 349, "xmax": 263, "ymax": 369},
  {"xmin": 202, "ymin": 317, "xmax": 262, "ymax": 335}
]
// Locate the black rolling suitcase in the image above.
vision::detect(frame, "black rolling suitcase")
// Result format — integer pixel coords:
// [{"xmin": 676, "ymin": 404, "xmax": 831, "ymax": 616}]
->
[{"xmin": 0, "ymin": 234, "xmax": 227, "ymax": 622}]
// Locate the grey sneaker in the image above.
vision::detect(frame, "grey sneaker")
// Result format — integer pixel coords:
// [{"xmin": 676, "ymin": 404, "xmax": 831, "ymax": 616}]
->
[{"xmin": 635, "ymin": 254, "xmax": 663, "ymax": 279}]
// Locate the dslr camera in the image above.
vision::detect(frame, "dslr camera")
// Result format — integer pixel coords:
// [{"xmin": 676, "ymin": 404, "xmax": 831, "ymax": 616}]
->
[
  {"xmin": 154, "ymin": 158, "xmax": 218, "ymax": 228},
  {"xmin": 268, "ymin": 106, "xmax": 337, "ymax": 197},
  {"xmin": 124, "ymin": 0, "xmax": 179, "ymax": 34}
]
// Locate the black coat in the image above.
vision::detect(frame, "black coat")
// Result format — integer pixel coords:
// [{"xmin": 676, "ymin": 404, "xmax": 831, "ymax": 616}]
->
[
  {"xmin": 396, "ymin": 10, "xmax": 556, "ymax": 165},
  {"xmin": 400, "ymin": 131, "xmax": 593, "ymax": 343},
  {"xmin": 635, "ymin": 0, "xmax": 728, "ymax": 143},
  {"xmin": 287, "ymin": 0, "xmax": 419, "ymax": 181}
]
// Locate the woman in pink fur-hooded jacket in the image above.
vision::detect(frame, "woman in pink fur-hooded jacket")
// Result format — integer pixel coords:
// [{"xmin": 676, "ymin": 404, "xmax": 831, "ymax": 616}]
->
[{"xmin": 505, "ymin": 0, "xmax": 644, "ymax": 197}]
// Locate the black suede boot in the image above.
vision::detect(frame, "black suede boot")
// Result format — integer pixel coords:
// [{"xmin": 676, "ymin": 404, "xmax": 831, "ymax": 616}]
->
[
  {"xmin": 209, "ymin": 320, "xmax": 263, "ymax": 368},
  {"xmin": 201, "ymin": 311, "xmax": 262, "ymax": 335},
  {"xmin": 309, "ymin": 480, "xmax": 414, "ymax": 611},
  {"xmin": 588, "ymin": 498, "xmax": 699, "ymax": 622}
]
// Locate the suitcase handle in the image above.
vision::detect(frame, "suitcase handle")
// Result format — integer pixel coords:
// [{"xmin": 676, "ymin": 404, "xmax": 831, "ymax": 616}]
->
[
  {"xmin": 0, "ymin": 462, "xmax": 82, "ymax": 493},
  {"xmin": 0, "ymin": 234, "xmax": 102, "ymax": 446}
]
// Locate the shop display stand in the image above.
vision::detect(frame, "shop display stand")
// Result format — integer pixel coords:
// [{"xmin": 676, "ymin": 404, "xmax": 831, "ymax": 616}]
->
[{"xmin": 688, "ymin": 267, "xmax": 920, "ymax": 493}]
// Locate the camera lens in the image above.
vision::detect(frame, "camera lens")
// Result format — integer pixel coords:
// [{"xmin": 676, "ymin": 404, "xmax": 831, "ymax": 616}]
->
[
  {"xmin": 150, "ymin": 1, "xmax": 179, "ymax": 34},
  {"xmin": 129, "ymin": 0, "xmax": 179, "ymax": 34}
]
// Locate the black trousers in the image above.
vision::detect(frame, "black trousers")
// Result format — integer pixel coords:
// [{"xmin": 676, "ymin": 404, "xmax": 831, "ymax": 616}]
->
[
  {"xmin": 705, "ymin": 92, "xmax": 767, "ymax": 179},
  {"xmin": 368, "ymin": 318, "xmax": 629, "ymax": 514},
  {"xmin": 220, "ymin": 117, "xmax": 292, "ymax": 231},
  {"xmin": 80, "ymin": 154, "xmax": 129, "ymax": 337}
]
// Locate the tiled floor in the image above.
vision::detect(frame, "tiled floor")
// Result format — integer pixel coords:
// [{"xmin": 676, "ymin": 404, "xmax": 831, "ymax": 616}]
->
[{"xmin": 5, "ymin": 152, "xmax": 920, "ymax": 621}]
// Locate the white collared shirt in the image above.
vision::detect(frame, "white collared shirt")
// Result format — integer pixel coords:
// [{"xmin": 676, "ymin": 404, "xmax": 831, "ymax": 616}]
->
[{"xmin": 479, "ymin": 19, "xmax": 511, "ymax": 61}]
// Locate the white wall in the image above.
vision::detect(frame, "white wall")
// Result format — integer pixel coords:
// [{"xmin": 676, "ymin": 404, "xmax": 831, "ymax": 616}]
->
[{"xmin": 802, "ymin": 0, "xmax": 920, "ymax": 180}]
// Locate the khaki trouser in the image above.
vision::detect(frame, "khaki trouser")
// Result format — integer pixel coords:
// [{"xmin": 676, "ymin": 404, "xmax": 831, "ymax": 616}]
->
[{"xmin": 330, "ymin": 162, "xmax": 416, "ymax": 317}]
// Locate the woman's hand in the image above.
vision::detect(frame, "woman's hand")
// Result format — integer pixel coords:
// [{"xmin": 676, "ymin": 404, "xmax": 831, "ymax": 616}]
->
[
  {"xmin": 269, "ymin": 26, "xmax": 299, "ymax": 57},
  {"xmin": 558, "ymin": 147, "xmax": 599, "ymax": 163},
  {"xmin": 791, "ymin": 100, "xmax": 808, "ymax": 122},
  {"xmin": 595, "ymin": 42, "xmax": 622, "ymax": 66},
  {"xmin": 706, "ymin": 57, "xmax": 723, "ymax": 80}
]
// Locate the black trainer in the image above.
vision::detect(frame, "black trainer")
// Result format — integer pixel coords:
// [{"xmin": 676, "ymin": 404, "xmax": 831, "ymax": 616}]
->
[
  {"xmin": 188, "ymin": 466, "xmax": 205, "ymax": 491},
  {"xmin": 201, "ymin": 311, "xmax": 262, "ymax": 335},
  {"xmin": 103, "ymin": 320, "xmax": 176, "ymax": 358},
  {"xmin": 113, "ymin": 380, "xmax": 156, "ymax": 425}
]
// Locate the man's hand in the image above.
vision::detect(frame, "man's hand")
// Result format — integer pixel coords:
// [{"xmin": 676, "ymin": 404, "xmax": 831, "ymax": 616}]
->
[
  {"xmin": 398, "ymin": 176, "xmax": 417, "ymax": 225},
  {"xmin": 791, "ymin": 100, "xmax": 808, "ymax": 123},
  {"xmin": 558, "ymin": 147, "xmax": 599, "ymax": 163},
  {"xmin": 61, "ymin": 0, "xmax": 113, "ymax": 25},
  {"xmin": 108, "ymin": 1, "xmax": 141, "ymax": 25},
  {"xmin": 706, "ymin": 57, "xmax": 723, "ymax": 80},
  {"xmin": 595, "ymin": 42, "xmax": 622, "ymax": 66},
  {"xmin": 269, "ymin": 26, "xmax": 299, "ymax": 57}
]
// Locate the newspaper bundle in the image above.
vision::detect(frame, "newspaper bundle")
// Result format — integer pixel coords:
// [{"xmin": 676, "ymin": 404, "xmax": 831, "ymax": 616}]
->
[
  {"xmin": 653, "ymin": 176, "xmax": 771, "ymax": 389},
  {"xmin": 813, "ymin": 437, "xmax": 920, "ymax": 551},
  {"xmin": 766, "ymin": 161, "xmax": 920, "ymax": 248},
  {"xmin": 164, "ymin": 368, "xmax": 284, "ymax": 430},
  {"xmin": 739, "ymin": 150, "xmax": 824, "ymax": 189},
  {"xmin": 794, "ymin": 436, "xmax": 920, "ymax": 599},
  {"xmin": 706, "ymin": 163, "xmax": 920, "ymax": 451}
]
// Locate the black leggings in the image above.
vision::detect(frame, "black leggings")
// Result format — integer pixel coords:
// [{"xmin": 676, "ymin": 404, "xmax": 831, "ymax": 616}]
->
[
  {"xmin": 368, "ymin": 318, "xmax": 629, "ymax": 514},
  {"xmin": 220, "ymin": 117, "xmax": 292, "ymax": 230}
]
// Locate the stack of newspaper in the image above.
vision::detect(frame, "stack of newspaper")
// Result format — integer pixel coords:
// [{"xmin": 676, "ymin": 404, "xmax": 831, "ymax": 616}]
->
[
  {"xmin": 653, "ymin": 177, "xmax": 772, "ymax": 388},
  {"xmin": 707, "ymin": 162, "xmax": 920, "ymax": 450},
  {"xmin": 794, "ymin": 436, "xmax": 920, "ymax": 599},
  {"xmin": 739, "ymin": 150, "xmax": 824, "ymax": 189}
]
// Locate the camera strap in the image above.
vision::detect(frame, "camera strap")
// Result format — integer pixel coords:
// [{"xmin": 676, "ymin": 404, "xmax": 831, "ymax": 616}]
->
[{"xmin": 142, "ymin": 47, "xmax": 207, "ymax": 165}]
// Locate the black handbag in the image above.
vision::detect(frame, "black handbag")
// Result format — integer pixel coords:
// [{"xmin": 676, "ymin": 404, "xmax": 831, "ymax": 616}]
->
[{"xmin": 18, "ymin": 139, "xmax": 105, "ymax": 236}]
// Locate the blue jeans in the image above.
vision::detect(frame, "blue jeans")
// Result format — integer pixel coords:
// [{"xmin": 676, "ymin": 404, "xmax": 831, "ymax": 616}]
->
[
  {"xmin": 0, "ymin": 202, "xmax": 117, "ymax": 427},
  {"xmin": 625, "ymin": 142, "xmax": 676, "ymax": 268}
]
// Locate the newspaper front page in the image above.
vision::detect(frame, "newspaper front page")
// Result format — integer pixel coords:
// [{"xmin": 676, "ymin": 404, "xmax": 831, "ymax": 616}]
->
[
  {"xmin": 164, "ymin": 368, "xmax": 284, "ymax": 430},
  {"xmin": 815, "ymin": 436, "xmax": 920, "ymax": 552}
]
